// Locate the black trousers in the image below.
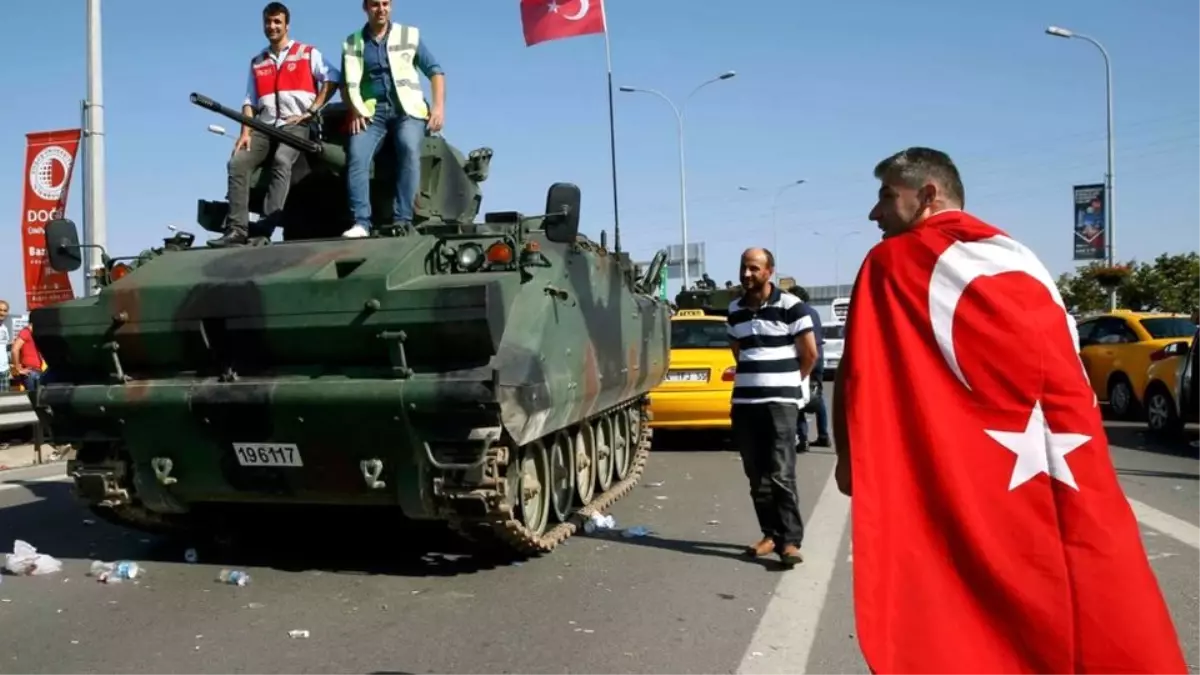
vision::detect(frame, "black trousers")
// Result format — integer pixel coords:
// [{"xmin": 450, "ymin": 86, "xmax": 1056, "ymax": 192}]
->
[{"xmin": 731, "ymin": 402, "xmax": 805, "ymax": 549}]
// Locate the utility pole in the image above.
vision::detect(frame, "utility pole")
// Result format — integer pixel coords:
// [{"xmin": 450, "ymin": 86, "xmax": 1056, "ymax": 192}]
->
[{"xmin": 83, "ymin": 0, "xmax": 108, "ymax": 293}]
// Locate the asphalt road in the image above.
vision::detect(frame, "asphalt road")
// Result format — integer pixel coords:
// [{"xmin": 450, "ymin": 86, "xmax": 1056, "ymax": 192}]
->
[{"xmin": 0, "ymin": 402, "xmax": 1196, "ymax": 674}]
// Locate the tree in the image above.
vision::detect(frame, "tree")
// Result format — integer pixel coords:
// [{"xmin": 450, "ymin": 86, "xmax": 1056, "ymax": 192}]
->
[{"xmin": 1056, "ymin": 252, "xmax": 1200, "ymax": 315}]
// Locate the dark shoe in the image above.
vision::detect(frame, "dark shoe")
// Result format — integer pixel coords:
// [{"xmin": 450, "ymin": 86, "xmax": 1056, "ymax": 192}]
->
[
  {"xmin": 779, "ymin": 544, "xmax": 804, "ymax": 567},
  {"xmin": 812, "ymin": 437, "xmax": 831, "ymax": 448},
  {"xmin": 796, "ymin": 438, "xmax": 810, "ymax": 454},
  {"xmin": 745, "ymin": 537, "xmax": 775, "ymax": 557},
  {"xmin": 207, "ymin": 230, "xmax": 247, "ymax": 248},
  {"xmin": 379, "ymin": 220, "xmax": 415, "ymax": 237}
]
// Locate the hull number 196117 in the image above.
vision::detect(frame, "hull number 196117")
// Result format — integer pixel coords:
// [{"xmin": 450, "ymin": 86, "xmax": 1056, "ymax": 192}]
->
[{"xmin": 233, "ymin": 443, "xmax": 303, "ymax": 467}]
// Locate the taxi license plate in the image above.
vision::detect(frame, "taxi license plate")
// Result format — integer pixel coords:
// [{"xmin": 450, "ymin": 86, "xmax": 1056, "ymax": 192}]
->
[
  {"xmin": 233, "ymin": 443, "xmax": 303, "ymax": 467},
  {"xmin": 665, "ymin": 369, "xmax": 709, "ymax": 382}
]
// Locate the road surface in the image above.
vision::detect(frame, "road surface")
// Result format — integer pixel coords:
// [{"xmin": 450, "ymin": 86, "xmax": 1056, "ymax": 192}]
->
[{"xmin": 0, "ymin": 409, "xmax": 1195, "ymax": 673}]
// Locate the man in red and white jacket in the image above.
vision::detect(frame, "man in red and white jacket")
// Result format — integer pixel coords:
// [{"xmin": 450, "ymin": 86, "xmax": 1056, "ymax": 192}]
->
[{"xmin": 210, "ymin": 2, "xmax": 340, "ymax": 247}]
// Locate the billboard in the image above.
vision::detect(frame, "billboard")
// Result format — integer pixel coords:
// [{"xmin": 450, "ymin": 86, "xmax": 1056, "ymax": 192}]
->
[
  {"xmin": 22, "ymin": 129, "xmax": 81, "ymax": 309},
  {"xmin": 1073, "ymin": 183, "xmax": 1106, "ymax": 261},
  {"xmin": 663, "ymin": 242, "xmax": 706, "ymax": 280}
]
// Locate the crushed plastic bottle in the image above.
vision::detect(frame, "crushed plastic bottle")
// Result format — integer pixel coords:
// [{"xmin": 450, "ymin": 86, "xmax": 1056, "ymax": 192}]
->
[
  {"xmin": 89, "ymin": 560, "xmax": 139, "ymax": 583},
  {"xmin": 582, "ymin": 512, "xmax": 616, "ymax": 534},
  {"xmin": 621, "ymin": 525, "xmax": 650, "ymax": 538},
  {"xmin": 217, "ymin": 569, "xmax": 250, "ymax": 586}
]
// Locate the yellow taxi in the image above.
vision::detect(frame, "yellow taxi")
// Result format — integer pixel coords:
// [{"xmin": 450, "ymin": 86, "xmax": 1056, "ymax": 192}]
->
[
  {"xmin": 647, "ymin": 309, "xmax": 736, "ymax": 430},
  {"xmin": 1076, "ymin": 310, "xmax": 1197, "ymax": 419},
  {"xmin": 1142, "ymin": 327, "xmax": 1198, "ymax": 436}
]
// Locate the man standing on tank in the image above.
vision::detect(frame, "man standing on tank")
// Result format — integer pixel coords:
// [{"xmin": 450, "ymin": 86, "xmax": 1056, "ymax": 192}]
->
[
  {"xmin": 209, "ymin": 2, "xmax": 340, "ymax": 247},
  {"xmin": 341, "ymin": 0, "xmax": 446, "ymax": 238}
]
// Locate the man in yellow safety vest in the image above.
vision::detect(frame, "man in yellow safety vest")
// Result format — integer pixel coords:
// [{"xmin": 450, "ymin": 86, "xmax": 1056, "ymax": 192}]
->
[{"xmin": 341, "ymin": 0, "xmax": 446, "ymax": 238}]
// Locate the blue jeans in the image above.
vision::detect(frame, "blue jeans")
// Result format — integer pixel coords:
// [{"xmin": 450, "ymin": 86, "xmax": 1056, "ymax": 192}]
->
[
  {"xmin": 798, "ymin": 369, "xmax": 829, "ymax": 441},
  {"xmin": 346, "ymin": 101, "xmax": 427, "ymax": 229},
  {"xmin": 20, "ymin": 369, "xmax": 43, "ymax": 404}
]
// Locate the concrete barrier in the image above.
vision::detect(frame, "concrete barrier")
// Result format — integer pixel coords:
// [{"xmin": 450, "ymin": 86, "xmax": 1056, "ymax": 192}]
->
[{"xmin": 0, "ymin": 392, "xmax": 36, "ymax": 431}]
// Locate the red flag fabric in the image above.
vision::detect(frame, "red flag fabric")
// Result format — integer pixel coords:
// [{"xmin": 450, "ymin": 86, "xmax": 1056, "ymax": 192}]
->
[
  {"xmin": 842, "ymin": 209, "xmax": 1187, "ymax": 674},
  {"xmin": 520, "ymin": 0, "xmax": 605, "ymax": 47}
]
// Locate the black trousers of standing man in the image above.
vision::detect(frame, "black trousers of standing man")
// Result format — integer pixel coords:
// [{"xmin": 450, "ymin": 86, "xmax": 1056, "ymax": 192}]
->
[{"xmin": 731, "ymin": 402, "xmax": 805, "ymax": 550}]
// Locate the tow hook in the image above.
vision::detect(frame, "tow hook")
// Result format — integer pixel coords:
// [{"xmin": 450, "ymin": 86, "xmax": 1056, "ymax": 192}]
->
[
  {"xmin": 360, "ymin": 459, "xmax": 386, "ymax": 490},
  {"xmin": 150, "ymin": 457, "xmax": 178, "ymax": 485}
]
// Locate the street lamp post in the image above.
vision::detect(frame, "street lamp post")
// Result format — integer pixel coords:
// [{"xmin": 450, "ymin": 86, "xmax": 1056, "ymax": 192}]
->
[
  {"xmin": 620, "ymin": 71, "xmax": 736, "ymax": 290},
  {"xmin": 83, "ymin": 0, "xmax": 108, "ymax": 294},
  {"xmin": 1046, "ymin": 25, "xmax": 1116, "ymax": 311},
  {"xmin": 813, "ymin": 230, "xmax": 860, "ymax": 290},
  {"xmin": 738, "ymin": 180, "xmax": 806, "ymax": 281}
]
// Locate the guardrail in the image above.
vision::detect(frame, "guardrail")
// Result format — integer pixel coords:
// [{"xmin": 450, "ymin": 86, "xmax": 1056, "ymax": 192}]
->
[
  {"xmin": 0, "ymin": 391, "xmax": 55, "ymax": 466},
  {"xmin": 0, "ymin": 392, "xmax": 36, "ymax": 431}
]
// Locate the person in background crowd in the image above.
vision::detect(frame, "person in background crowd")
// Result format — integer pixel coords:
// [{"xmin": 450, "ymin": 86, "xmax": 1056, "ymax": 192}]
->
[
  {"xmin": 209, "ymin": 1, "xmax": 340, "ymax": 247},
  {"xmin": 791, "ymin": 287, "xmax": 830, "ymax": 451},
  {"xmin": 728, "ymin": 247, "xmax": 819, "ymax": 566},
  {"xmin": 10, "ymin": 321, "xmax": 43, "ymax": 394},
  {"xmin": 0, "ymin": 300, "xmax": 10, "ymax": 385}
]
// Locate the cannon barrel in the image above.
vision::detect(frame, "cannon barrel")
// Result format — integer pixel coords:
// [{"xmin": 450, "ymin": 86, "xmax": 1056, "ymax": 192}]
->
[{"xmin": 190, "ymin": 92, "xmax": 323, "ymax": 155}]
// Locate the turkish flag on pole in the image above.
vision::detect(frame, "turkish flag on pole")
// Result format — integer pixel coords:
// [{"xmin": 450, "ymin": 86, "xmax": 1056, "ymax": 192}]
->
[
  {"xmin": 520, "ymin": 0, "xmax": 606, "ymax": 47},
  {"xmin": 841, "ymin": 210, "xmax": 1187, "ymax": 673}
]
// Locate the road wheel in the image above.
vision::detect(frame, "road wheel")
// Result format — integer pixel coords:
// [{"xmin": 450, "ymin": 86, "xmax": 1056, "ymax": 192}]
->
[
  {"xmin": 516, "ymin": 440, "xmax": 550, "ymax": 536},
  {"xmin": 547, "ymin": 431, "xmax": 575, "ymax": 523},
  {"xmin": 1145, "ymin": 385, "xmax": 1182, "ymax": 437},
  {"xmin": 573, "ymin": 424, "xmax": 596, "ymax": 507},
  {"xmin": 593, "ymin": 416, "xmax": 614, "ymax": 493},
  {"xmin": 613, "ymin": 408, "xmax": 632, "ymax": 481},
  {"xmin": 1108, "ymin": 376, "xmax": 1138, "ymax": 419}
]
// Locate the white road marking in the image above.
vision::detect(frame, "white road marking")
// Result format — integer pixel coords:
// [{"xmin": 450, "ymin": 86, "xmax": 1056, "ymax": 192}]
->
[
  {"xmin": 0, "ymin": 475, "xmax": 71, "ymax": 494},
  {"xmin": 736, "ymin": 467, "xmax": 851, "ymax": 675},
  {"xmin": 1128, "ymin": 498, "xmax": 1200, "ymax": 550}
]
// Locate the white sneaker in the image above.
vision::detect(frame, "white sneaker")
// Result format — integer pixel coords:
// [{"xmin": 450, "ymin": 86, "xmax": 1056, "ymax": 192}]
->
[{"xmin": 342, "ymin": 224, "xmax": 369, "ymax": 238}]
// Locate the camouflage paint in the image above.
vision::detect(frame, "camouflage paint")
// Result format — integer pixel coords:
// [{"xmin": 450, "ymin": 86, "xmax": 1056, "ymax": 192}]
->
[{"xmin": 32, "ymin": 96, "xmax": 671, "ymax": 554}]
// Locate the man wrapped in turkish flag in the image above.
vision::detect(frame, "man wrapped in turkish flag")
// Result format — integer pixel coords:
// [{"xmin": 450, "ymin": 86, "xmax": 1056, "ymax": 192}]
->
[{"xmin": 833, "ymin": 147, "xmax": 1187, "ymax": 674}]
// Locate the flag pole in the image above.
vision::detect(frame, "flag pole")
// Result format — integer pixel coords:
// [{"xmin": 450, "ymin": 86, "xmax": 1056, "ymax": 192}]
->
[{"xmin": 599, "ymin": 1, "xmax": 621, "ymax": 254}]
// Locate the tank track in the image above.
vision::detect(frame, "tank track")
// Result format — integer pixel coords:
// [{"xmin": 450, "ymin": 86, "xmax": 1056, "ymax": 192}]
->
[
  {"xmin": 74, "ymin": 397, "xmax": 653, "ymax": 558},
  {"xmin": 447, "ymin": 397, "xmax": 652, "ymax": 557}
]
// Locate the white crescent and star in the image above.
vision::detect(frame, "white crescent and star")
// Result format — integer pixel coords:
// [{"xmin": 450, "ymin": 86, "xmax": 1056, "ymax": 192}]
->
[
  {"xmin": 546, "ymin": 0, "xmax": 591, "ymax": 21},
  {"xmin": 926, "ymin": 233, "xmax": 1094, "ymax": 491}
]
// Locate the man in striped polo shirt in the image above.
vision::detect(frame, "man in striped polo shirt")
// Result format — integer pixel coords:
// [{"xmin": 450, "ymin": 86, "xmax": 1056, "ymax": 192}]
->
[{"xmin": 727, "ymin": 248, "xmax": 819, "ymax": 566}]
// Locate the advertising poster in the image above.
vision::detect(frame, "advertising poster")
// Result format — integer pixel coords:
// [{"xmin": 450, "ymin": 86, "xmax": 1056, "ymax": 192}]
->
[
  {"xmin": 1073, "ymin": 183, "xmax": 1106, "ymax": 261},
  {"xmin": 22, "ymin": 128, "xmax": 81, "ymax": 310}
]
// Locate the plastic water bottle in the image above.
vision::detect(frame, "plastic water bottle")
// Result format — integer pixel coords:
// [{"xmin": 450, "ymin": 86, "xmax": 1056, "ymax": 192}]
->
[
  {"xmin": 90, "ymin": 560, "xmax": 140, "ymax": 582},
  {"xmin": 217, "ymin": 569, "xmax": 250, "ymax": 586}
]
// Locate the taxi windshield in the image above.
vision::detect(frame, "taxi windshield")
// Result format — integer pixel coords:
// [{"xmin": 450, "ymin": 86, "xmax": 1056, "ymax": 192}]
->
[{"xmin": 671, "ymin": 320, "xmax": 730, "ymax": 349}]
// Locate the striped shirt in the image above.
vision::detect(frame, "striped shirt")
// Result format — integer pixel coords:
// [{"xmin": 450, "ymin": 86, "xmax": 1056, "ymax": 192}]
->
[{"xmin": 727, "ymin": 286, "xmax": 813, "ymax": 406}]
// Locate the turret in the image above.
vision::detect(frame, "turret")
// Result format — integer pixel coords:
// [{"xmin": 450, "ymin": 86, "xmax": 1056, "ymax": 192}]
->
[{"xmin": 189, "ymin": 93, "xmax": 494, "ymax": 241}]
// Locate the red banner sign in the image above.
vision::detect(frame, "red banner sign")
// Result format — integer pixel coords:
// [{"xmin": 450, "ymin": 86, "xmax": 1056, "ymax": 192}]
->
[{"xmin": 22, "ymin": 129, "xmax": 80, "ymax": 310}]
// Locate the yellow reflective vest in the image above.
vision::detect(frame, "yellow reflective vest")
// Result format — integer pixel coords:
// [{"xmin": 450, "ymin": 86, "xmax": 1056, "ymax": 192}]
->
[{"xmin": 342, "ymin": 23, "xmax": 429, "ymax": 120}]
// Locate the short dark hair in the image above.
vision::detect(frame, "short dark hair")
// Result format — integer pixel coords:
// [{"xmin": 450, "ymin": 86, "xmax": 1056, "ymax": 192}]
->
[
  {"xmin": 874, "ymin": 146, "xmax": 965, "ymax": 207},
  {"xmin": 263, "ymin": 2, "xmax": 289, "ymax": 23}
]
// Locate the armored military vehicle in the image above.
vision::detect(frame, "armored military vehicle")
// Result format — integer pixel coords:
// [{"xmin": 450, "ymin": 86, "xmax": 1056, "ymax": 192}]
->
[
  {"xmin": 675, "ymin": 286, "xmax": 743, "ymax": 316},
  {"xmin": 32, "ymin": 93, "xmax": 672, "ymax": 556}
]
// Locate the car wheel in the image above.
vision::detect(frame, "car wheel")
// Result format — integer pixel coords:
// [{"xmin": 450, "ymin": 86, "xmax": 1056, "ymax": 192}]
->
[
  {"xmin": 1145, "ymin": 386, "xmax": 1182, "ymax": 436},
  {"xmin": 1108, "ymin": 377, "xmax": 1137, "ymax": 419}
]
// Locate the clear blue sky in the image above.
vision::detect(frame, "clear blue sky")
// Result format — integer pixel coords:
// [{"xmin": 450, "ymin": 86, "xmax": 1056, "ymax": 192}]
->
[{"xmin": 2, "ymin": 0, "xmax": 1197, "ymax": 312}]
